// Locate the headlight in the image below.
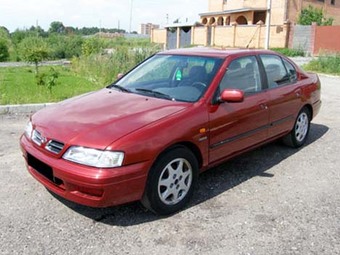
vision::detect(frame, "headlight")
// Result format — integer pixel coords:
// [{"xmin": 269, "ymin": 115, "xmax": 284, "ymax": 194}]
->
[
  {"xmin": 24, "ymin": 121, "xmax": 33, "ymax": 140},
  {"xmin": 63, "ymin": 146, "xmax": 124, "ymax": 168}
]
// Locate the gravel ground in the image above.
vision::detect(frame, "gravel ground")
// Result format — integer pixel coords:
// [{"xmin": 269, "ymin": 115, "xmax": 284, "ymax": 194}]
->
[
  {"xmin": 0, "ymin": 75, "xmax": 339, "ymax": 255},
  {"xmin": 288, "ymin": 57, "xmax": 315, "ymax": 67}
]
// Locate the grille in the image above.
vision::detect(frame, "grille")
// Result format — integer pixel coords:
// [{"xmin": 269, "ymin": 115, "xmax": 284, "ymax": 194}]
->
[{"xmin": 46, "ymin": 140, "xmax": 64, "ymax": 154}]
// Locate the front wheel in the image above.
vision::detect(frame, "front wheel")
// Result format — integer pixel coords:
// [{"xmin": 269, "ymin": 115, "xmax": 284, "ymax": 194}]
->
[
  {"xmin": 283, "ymin": 107, "xmax": 311, "ymax": 148},
  {"xmin": 141, "ymin": 147, "xmax": 198, "ymax": 215}
]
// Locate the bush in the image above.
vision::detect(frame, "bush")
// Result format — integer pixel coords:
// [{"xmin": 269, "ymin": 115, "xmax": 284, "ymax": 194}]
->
[
  {"xmin": 0, "ymin": 40, "xmax": 9, "ymax": 61},
  {"xmin": 71, "ymin": 45, "xmax": 161, "ymax": 86},
  {"xmin": 48, "ymin": 34, "xmax": 84, "ymax": 59},
  {"xmin": 36, "ymin": 67, "xmax": 60, "ymax": 92},
  {"xmin": 0, "ymin": 27, "xmax": 11, "ymax": 62},
  {"xmin": 271, "ymin": 48, "xmax": 305, "ymax": 57},
  {"xmin": 304, "ymin": 54, "xmax": 340, "ymax": 75},
  {"xmin": 298, "ymin": 5, "xmax": 333, "ymax": 26},
  {"xmin": 81, "ymin": 37, "xmax": 105, "ymax": 56}
]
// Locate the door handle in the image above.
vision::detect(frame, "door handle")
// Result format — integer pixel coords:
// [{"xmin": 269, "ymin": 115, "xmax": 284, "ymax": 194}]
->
[
  {"xmin": 260, "ymin": 103, "xmax": 268, "ymax": 110},
  {"xmin": 295, "ymin": 89, "xmax": 302, "ymax": 98}
]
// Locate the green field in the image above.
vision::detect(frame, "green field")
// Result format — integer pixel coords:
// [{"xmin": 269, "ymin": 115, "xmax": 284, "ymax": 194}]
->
[{"xmin": 0, "ymin": 66, "xmax": 104, "ymax": 105}]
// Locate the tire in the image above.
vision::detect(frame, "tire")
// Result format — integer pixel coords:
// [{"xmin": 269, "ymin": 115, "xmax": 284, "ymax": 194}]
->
[
  {"xmin": 141, "ymin": 147, "xmax": 198, "ymax": 215},
  {"xmin": 283, "ymin": 107, "xmax": 311, "ymax": 148}
]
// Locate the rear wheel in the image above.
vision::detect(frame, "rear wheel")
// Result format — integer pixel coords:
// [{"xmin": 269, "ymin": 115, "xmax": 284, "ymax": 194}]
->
[
  {"xmin": 283, "ymin": 107, "xmax": 311, "ymax": 148},
  {"xmin": 142, "ymin": 147, "xmax": 198, "ymax": 215}
]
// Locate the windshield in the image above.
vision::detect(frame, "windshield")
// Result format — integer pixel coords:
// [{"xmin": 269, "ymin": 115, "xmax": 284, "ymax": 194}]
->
[{"xmin": 113, "ymin": 54, "xmax": 223, "ymax": 102}]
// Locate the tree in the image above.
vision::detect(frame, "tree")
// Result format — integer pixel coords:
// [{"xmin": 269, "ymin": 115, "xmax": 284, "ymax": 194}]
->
[
  {"xmin": 11, "ymin": 28, "xmax": 43, "ymax": 46},
  {"xmin": 49, "ymin": 21, "xmax": 65, "ymax": 34},
  {"xmin": 65, "ymin": 36, "xmax": 84, "ymax": 58},
  {"xmin": 298, "ymin": 5, "xmax": 334, "ymax": 26},
  {"xmin": 65, "ymin": 26, "xmax": 76, "ymax": 35},
  {"xmin": 19, "ymin": 37, "xmax": 49, "ymax": 73},
  {"xmin": 0, "ymin": 27, "xmax": 11, "ymax": 61},
  {"xmin": 11, "ymin": 29, "xmax": 28, "ymax": 45},
  {"xmin": 0, "ymin": 40, "xmax": 9, "ymax": 61},
  {"xmin": 29, "ymin": 25, "xmax": 48, "ymax": 37},
  {"xmin": 0, "ymin": 26, "xmax": 10, "ymax": 37},
  {"xmin": 47, "ymin": 34, "xmax": 84, "ymax": 59}
]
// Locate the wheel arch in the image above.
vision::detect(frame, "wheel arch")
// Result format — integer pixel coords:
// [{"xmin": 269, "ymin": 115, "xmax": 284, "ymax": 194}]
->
[
  {"xmin": 153, "ymin": 142, "xmax": 203, "ymax": 170},
  {"xmin": 302, "ymin": 103, "xmax": 313, "ymax": 120},
  {"xmin": 141, "ymin": 141, "xmax": 202, "ymax": 215}
]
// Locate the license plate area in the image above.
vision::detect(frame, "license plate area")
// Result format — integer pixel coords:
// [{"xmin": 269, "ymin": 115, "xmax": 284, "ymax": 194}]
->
[{"xmin": 27, "ymin": 153, "xmax": 63, "ymax": 186}]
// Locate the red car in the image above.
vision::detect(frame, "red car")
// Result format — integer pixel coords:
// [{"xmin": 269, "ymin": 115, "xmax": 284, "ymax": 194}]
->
[{"xmin": 20, "ymin": 48, "xmax": 321, "ymax": 215}]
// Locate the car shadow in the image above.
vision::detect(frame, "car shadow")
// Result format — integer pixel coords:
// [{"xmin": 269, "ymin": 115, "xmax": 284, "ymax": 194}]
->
[{"xmin": 50, "ymin": 123, "xmax": 329, "ymax": 226}]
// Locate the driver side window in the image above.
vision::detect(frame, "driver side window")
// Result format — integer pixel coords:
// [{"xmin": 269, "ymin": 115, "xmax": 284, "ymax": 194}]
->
[{"xmin": 219, "ymin": 56, "xmax": 262, "ymax": 93}]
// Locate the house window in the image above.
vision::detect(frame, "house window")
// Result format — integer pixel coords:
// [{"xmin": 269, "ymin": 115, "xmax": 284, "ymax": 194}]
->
[
  {"xmin": 226, "ymin": 16, "xmax": 231, "ymax": 25},
  {"xmin": 317, "ymin": 0, "xmax": 324, "ymax": 2},
  {"xmin": 236, "ymin": 16, "xmax": 248, "ymax": 25},
  {"xmin": 331, "ymin": 0, "xmax": 335, "ymax": 5},
  {"xmin": 217, "ymin": 17, "xmax": 224, "ymax": 26}
]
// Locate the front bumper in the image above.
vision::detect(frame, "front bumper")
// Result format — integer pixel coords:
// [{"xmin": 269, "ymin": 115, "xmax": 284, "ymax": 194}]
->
[{"xmin": 20, "ymin": 135, "xmax": 149, "ymax": 207}]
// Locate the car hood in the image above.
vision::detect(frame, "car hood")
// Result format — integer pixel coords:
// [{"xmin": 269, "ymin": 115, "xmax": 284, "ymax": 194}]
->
[{"xmin": 32, "ymin": 89, "xmax": 189, "ymax": 149}]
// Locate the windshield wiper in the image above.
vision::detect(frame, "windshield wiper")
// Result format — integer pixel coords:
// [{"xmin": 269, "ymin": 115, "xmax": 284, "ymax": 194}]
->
[
  {"xmin": 135, "ymin": 88, "xmax": 175, "ymax": 101},
  {"xmin": 109, "ymin": 84, "xmax": 131, "ymax": 93}
]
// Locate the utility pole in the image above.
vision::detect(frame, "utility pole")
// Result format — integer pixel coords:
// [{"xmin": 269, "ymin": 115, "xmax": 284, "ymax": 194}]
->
[
  {"xmin": 129, "ymin": 0, "xmax": 134, "ymax": 33},
  {"xmin": 265, "ymin": 0, "xmax": 272, "ymax": 49}
]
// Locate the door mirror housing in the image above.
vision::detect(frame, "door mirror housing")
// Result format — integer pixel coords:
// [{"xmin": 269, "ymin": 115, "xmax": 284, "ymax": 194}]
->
[{"xmin": 219, "ymin": 89, "xmax": 244, "ymax": 103}]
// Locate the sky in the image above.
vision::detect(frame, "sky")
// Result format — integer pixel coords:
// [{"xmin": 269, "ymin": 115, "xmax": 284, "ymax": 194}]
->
[{"xmin": 1, "ymin": 0, "xmax": 208, "ymax": 33}]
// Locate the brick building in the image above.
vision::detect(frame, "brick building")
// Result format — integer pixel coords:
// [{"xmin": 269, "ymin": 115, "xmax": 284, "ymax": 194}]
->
[
  {"xmin": 200, "ymin": 0, "xmax": 340, "ymax": 26},
  {"xmin": 140, "ymin": 23, "xmax": 160, "ymax": 35},
  {"xmin": 151, "ymin": 0, "xmax": 340, "ymax": 53}
]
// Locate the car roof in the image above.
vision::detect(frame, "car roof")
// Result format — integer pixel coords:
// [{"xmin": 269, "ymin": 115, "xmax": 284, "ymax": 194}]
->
[{"xmin": 157, "ymin": 47, "xmax": 279, "ymax": 58}]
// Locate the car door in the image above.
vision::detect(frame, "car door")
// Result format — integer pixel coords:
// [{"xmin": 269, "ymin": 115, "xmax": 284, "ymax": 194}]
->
[
  {"xmin": 208, "ymin": 56, "xmax": 270, "ymax": 164},
  {"xmin": 259, "ymin": 54, "xmax": 302, "ymax": 138}
]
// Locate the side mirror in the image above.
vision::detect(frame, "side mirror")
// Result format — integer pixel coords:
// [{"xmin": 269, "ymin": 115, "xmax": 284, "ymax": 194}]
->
[{"xmin": 219, "ymin": 89, "xmax": 244, "ymax": 103}]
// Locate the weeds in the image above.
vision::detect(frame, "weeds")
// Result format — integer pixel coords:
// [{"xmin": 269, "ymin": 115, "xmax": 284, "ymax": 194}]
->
[
  {"xmin": 71, "ymin": 45, "xmax": 161, "ymax": 86},
  {"xmin": 36, "ymin": 67, "xmax": 60, "ymax": 92},
  {"xmin": 304, "ymin": 54, "xmax": 340, "ymax": 75},
  {"xmin": 271, "ymin": 48, "xmax": 305, "ymax": 57}
]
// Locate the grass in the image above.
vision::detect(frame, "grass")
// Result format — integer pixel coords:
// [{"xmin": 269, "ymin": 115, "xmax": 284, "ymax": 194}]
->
[
  {"xmin": 271, "ymin": 48, "xmax": 305, "ymax": 57},
  {"xmin": 303, "ymin": 54, "xmax": 340, "ymax": 75},
  {"xmin": 0, "ymin": 66, "xmax": 102, "ymax": 105},
  {"xmin": 0, "ymin": 44, "xmax": 161, "ymax": 105}
]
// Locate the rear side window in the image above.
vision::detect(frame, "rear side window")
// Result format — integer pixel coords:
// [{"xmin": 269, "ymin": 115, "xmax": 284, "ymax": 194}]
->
[
  {"xmin": 283, "ymin": 59, "xmax": 298, "ymax": 82},
  {"xmin": 260, "ymin": 55, "xmax": 291, "ymax": 88}
]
